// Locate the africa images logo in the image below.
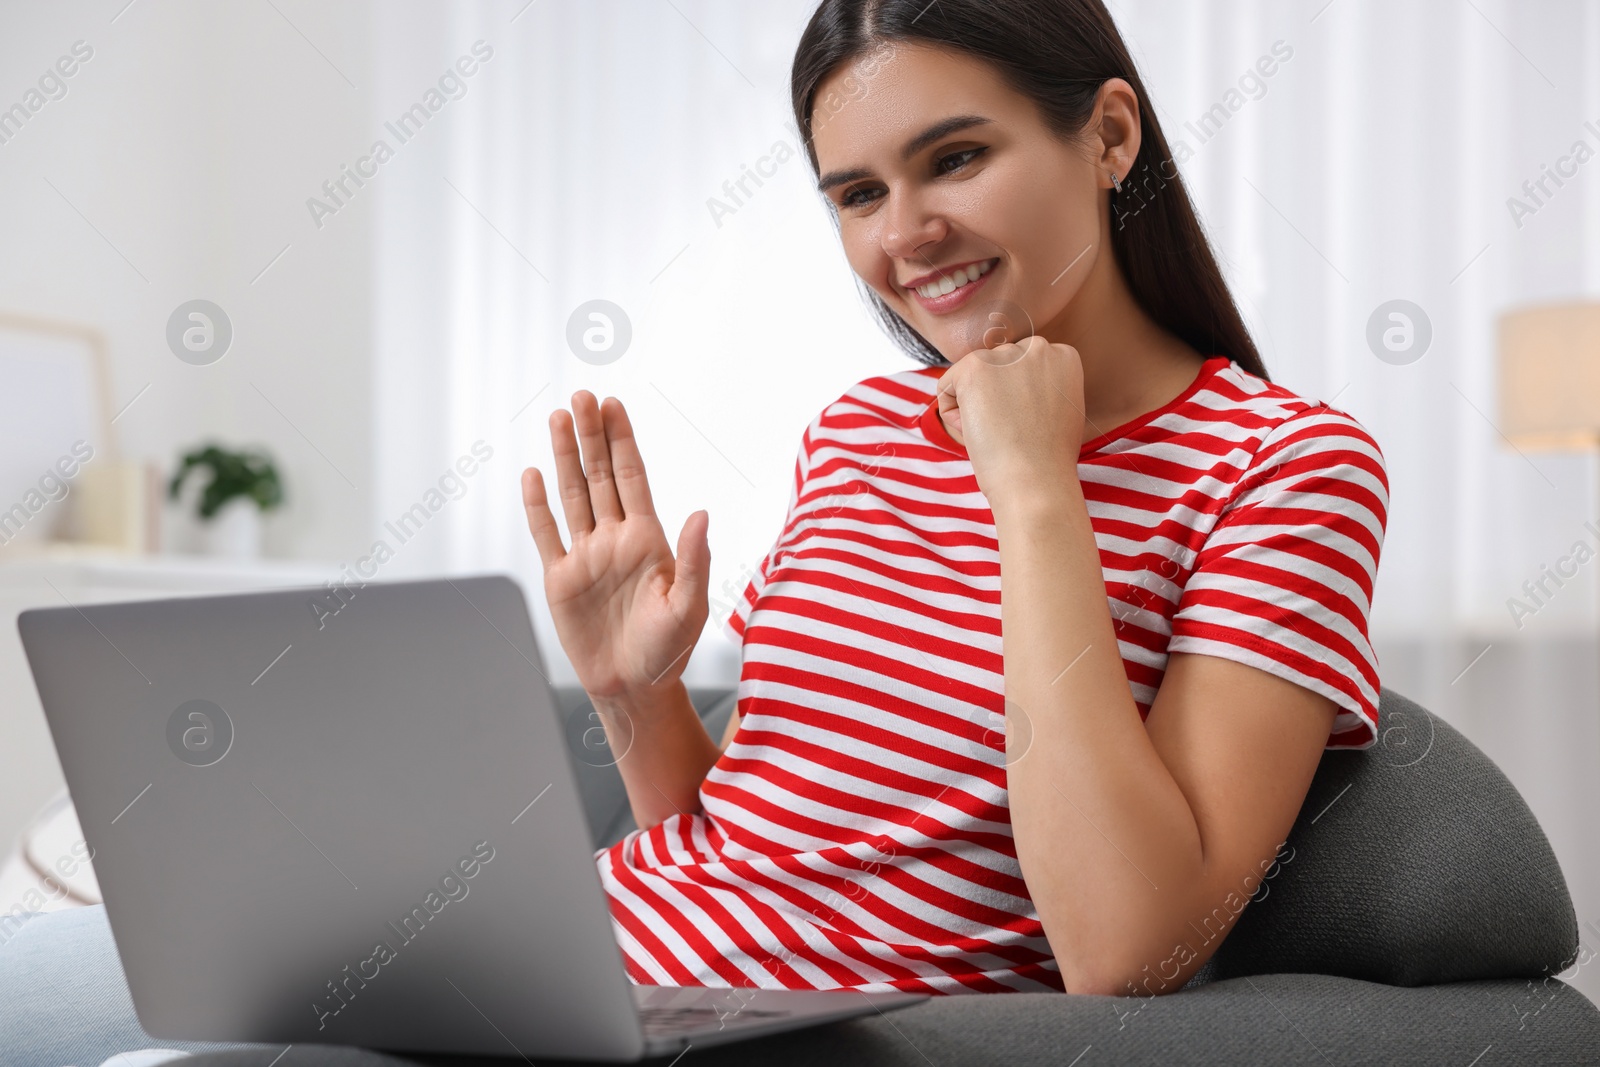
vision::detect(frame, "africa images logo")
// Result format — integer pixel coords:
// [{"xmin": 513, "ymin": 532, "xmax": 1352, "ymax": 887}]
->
[{"xmin": 166, "ymin": 700, "xmax": 233, "ymax": 767}]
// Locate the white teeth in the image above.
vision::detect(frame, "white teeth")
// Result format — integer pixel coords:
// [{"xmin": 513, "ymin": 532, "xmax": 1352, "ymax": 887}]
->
[{"xmin": 916, "ymin": 258, "xmax": 995, "ymax": 299}]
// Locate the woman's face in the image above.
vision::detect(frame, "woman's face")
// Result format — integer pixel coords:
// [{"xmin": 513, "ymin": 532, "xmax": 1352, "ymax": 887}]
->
[{"xmin": 811, "ymin": 42, "xmax": 1132, "ymax": 362}]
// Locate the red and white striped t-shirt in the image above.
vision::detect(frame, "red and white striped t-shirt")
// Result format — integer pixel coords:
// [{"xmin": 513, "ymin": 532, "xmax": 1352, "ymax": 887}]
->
[{"xmin": 597, "ymin": 356, "xmax": 1389, "ymax": 994}]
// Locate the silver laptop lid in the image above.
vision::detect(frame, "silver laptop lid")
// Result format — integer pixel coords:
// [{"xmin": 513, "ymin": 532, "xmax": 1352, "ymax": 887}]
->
[{"xmin": 20, "ymin": 575, "xmax": 648, "ymax": 1060}]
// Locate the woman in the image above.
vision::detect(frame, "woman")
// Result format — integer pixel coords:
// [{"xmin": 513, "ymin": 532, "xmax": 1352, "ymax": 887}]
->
[{"xmin": 520, "ymin": 0, "xmax": 1387, "ymax": 997}]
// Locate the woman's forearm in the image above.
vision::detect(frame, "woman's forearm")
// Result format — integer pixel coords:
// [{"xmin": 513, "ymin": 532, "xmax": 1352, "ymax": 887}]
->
[
  {"xmin": 591, "ymin": 679, "xmax": 723, "ymax": 829},
  {"xmin": 993, "ymin": 483, "xmax": 1211, "ymax": 994}
]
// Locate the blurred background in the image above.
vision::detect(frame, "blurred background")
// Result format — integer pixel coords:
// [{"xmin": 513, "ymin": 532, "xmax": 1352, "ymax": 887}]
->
[{"xmin": 1, "ymin": 0, "xmax": 1596, "ymax": 1000}]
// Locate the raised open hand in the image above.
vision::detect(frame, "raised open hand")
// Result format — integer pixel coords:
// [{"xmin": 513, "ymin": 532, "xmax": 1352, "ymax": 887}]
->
[{"xmin": 521, "ymin": 392, "xmax": 709, "ymax": 702}]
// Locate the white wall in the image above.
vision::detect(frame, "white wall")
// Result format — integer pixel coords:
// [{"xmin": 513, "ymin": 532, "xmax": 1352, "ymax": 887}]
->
[{"xmin": 0, "ymin": 0, "xmax": 376, "ymax": 562}]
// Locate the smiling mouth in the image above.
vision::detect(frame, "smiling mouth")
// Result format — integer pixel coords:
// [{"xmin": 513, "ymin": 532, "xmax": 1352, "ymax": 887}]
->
[{"xmin": 907, "ymin": 258, "xmax": 999, "ymax": 300}]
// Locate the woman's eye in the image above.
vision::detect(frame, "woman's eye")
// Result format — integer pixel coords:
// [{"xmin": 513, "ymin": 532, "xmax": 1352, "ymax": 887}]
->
[
  {"xmin": 839, "ymin": 186, "xmax": 881, "ymax": 209},
  {"xmin": 936, "ymin": 147, "xmax": 986, "ymax": 174}
]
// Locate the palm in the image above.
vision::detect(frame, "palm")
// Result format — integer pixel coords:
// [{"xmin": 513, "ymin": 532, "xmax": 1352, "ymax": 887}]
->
[
  {"xmin": 544, "ymin": 514, "xmax": 697, "ymax": 696},
  {"xmin": 521, "ymin": 393, "xmax": 709, "ymax": 701}
]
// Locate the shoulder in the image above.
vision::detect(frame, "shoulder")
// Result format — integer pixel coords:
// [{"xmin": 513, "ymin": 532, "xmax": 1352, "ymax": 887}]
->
[
  {"xmin": 1204, "ymin": 361, "xmax": 1387, "ymax": 483},
  {"xmin": 1198, "ymin": 363, "xmax": 1389, "ymax": 537}
]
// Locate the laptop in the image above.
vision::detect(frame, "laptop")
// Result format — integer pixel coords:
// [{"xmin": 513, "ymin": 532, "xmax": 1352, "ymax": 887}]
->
[{"xmin": 18, "ymin": 575, "xmax": 925, "ymax": 1060}]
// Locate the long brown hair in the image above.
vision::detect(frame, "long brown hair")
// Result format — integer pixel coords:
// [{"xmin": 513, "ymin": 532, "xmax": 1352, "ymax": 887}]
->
[{"xmin": 790, "ymin": 0, "xmax": 1270, "ymax": 380}]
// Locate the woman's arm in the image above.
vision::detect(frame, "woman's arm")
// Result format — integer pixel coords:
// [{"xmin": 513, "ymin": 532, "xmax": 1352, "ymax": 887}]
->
[
  {"xmin": 995, "ymin": 484, "xmax": 1333, "ymax": 996},
  {"xmin": 591, "ymin": 681, "xmax": 724, "ymax": 827},
  {"xmin": 937, "ymin": 337, "xmax": 1340, "ymax": 995}
]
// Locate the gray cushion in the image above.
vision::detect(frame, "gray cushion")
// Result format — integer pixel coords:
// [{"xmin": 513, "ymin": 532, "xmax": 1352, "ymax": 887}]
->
[
  {"xmin": 178, "ymin": 972, "xmax": 1600, "ymax": 1066},
  {"xmin": 9, "ymin": 906, "xmax": 1595, "ymax": 1067},
  {"xmin": 1199, "ymin": 687, "xmax": 1582, "ymax": 987}
]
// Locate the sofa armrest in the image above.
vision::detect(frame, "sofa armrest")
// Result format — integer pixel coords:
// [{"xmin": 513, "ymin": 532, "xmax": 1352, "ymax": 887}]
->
[{"xmin": 1201, "ymin": 687, "xmax": 1581, "ymax": 986}]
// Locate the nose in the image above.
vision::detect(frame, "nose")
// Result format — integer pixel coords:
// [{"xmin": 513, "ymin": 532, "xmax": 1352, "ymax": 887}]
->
[{"xmin": 878, "ymin": 187, "xmax": 949, "ymax": 263}]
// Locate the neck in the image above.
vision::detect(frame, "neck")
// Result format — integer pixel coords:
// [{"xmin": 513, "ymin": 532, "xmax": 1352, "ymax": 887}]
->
[{"xmin": 1036, "ymin": 237, "xmax": 1206, "ymax": 435}]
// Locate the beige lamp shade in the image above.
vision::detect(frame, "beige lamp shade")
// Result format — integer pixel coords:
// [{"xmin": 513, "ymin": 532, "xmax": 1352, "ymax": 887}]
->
[{"xmin": 1498, "ymin": 301, "xmax": 1600, "ymax": 449}]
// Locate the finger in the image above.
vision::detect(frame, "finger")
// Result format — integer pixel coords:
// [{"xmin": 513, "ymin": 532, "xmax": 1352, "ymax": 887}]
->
[
  {"xmin": 549, "ymin": 407, "xmax": 595, "ymax": 540},
  {"xmin": 936, "ymin": 370, "xmax": 960, "ymax": 416},
  {"xmin": 668, "ymin": 509, "xmax": 711, "ymax": 622},
  {"xmin": 520, "ymin": 467, "xmax": 568, "ymax": 568},
  {"xmin": 571, "ymin": 390, "xmax": 624, "ymax": 525},
  {"xmin": 600, "ymin": 397, "xmax": 657, "ymax": 519},
  {"xmin": 934, "ymin": 371, "xmax": 965, "ymax": 444}
]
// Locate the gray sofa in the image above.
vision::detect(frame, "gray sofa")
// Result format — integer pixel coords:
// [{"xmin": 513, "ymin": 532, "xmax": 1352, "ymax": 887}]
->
[{"xmin": 5, "ymin": 687, "xmax": 1598, "ymax": 1065}]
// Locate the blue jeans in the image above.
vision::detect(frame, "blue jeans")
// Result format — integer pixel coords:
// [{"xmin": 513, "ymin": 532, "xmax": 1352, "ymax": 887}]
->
[{"xmin": 0, "ymin": 905, "xmax": 260, "ymax": 1067}]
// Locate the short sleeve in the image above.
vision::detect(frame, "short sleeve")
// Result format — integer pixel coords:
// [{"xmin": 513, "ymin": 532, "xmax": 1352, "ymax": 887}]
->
[
  {"xmin": 1167, "ymin": 407, "xmax": 1389, "ymax": 748},
  {"xmin": 719, "ymin": 421, "xmax": 815, "ymax": 646}
]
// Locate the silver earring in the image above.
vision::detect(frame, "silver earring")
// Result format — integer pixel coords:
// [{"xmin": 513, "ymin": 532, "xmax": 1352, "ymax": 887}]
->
[{"xmin": 1111, "ymin": 170, "xmax": 1123, "ymax": 194}]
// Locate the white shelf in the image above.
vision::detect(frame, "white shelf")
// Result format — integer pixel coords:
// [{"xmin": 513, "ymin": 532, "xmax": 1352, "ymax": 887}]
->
[{"xmin": 0, "ymin": 545, "xmax": 338, "ymax": 593}]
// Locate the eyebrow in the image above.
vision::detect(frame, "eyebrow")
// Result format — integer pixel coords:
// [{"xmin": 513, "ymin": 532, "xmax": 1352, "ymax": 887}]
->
[{"xmin": 815, "ymin": 114, "xmax": 994, "ymax": 194}]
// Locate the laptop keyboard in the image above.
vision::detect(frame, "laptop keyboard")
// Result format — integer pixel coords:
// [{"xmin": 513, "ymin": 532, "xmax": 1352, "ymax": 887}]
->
[{"xmin": 638, "ymin": 1004, "xmax": 791, "ymax": 1037}]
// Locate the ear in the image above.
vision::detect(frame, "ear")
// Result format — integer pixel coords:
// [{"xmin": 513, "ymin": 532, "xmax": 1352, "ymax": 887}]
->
[{"xmin": 1088, "ymin": 77, "xmax": 1142, "ymax": 189}]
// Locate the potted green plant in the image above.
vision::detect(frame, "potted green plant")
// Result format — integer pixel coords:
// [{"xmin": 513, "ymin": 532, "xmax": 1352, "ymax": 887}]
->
[{"xmin": 168, "ymin": 444, "xmax": 284, "ymax": 559}]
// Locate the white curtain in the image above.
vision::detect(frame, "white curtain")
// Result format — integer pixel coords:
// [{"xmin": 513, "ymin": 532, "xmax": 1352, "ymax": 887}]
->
[
  {"xmin": 369, "ymin": 0, "xmax": 1600, "ymax": 682},
  {"xmin": 1115, "ymin": 0, "xmax": 1600, "ymax": 641}
]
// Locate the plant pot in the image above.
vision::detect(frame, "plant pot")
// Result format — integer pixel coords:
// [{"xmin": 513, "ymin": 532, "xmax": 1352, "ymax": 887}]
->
[{"xmin": 201, "ymin": 499, "xmax": 262, "ymax": 560}]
